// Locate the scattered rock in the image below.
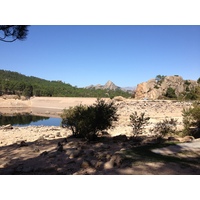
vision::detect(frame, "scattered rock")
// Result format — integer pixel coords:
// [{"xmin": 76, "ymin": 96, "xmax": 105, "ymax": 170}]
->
[
  {"xmin": 19, "ymin": 141, "xmax": 28, "ymax": 147},
  {"xmin": 101, "ymin": 131, "xmax": 109, "ymax": 136},
  {"xmin": 180, "ymin": 136, "xmax": 195, "ymax": 143},
  {"xmin": 0, "ymin": 124, "xmax": 13, "ymax": 130},
  {"xmin": 167, "ymin": 136, "xmax": 180, "ymax": 142},
  {"xmin": 113, "ymin": 96, "xmax": 125, "ymax": 101},
  {"xmin": 33, "ymin": 147, "xmax": 40, "ymax": 152},
  {"xmin": 48, "ymin": 134, "xmax": 55, "ymax": 139},
  {"xmin": 56, "ymin": 132, "xmax": 62, "ymax": 137},
  {"xmin": 104, "ymin": 161, "xmax": 113, "ymax": 170}
]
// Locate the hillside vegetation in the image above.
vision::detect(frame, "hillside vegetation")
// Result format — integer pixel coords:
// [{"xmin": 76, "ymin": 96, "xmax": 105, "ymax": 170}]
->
[{"xmin": 0, "ymin": 70, "xmax": 131, "ymax": 98}]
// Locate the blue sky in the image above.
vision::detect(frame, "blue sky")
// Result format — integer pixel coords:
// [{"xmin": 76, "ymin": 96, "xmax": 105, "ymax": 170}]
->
[{"xmin": 0, "ymin": 25, "xmax": 200, "ymax": 88}]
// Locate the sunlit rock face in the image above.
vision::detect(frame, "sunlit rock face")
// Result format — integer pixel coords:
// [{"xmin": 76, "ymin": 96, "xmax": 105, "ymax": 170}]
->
[{"xmin": 135, "ymin": 75, "xmax": 198, "ymax": 100}]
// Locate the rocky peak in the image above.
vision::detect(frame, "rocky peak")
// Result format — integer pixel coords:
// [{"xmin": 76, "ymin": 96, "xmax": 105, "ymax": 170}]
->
[
  {"xmin": 85, "ymin": 81, "xmax": 120, "ymax": 91},
  {"xmin": 85, "ymin": 81, "xmax": 134, "ymax": 93},
  {"xmin": 104, "ymin": 81, "xmax": 120, "ymax": 90}
]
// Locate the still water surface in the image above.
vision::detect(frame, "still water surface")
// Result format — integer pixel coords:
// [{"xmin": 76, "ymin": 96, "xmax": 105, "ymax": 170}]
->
[{"xmin": 0, "ymin": 114, "xmax": 62, "ymax": 127}]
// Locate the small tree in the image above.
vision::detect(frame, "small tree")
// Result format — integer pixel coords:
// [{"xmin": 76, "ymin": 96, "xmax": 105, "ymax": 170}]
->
[
  {"xmin": 130, "ymin": 112, "xmax": 150, "ymax": 135},
  {"xmin": 61, "ymin": 99, "xmax": 118, "ymax": 140},
  {"xmin": 153, "ymin": 118, "xmax": 178, "ymax": 136},
  {"xmin": 185, "ymin": 89, "xmax": 198, "ymax": 100},
  {"xmin": 165, "ymin": 87, "xmax": 177, "ymax": 99},
  {"xmin": 182, "ymin": 101, "xmax": 200, "ymax": 135},
  {"xmin": 61, "ymin": 104, "xmax": 88, "ymax": 137}
]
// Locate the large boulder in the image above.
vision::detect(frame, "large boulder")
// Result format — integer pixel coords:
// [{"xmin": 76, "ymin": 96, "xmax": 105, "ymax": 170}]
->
[{"xmin": 135, "ymin": 76, "xmax": 198, "ymax": 100}]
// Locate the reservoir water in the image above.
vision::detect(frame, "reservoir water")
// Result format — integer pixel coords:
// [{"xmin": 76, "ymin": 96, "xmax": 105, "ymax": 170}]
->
[{"xmin": 0, "ymin": 114, "xmax": 62, "ymax": 127}]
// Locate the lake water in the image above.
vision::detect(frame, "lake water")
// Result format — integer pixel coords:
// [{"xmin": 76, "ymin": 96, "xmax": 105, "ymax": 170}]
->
[
  {"xmin": 0, "ymin": 114, "xmax": 62, "ymax": 127},
  {"xmin": 19, "ymin": 117, "xmax": 62, "ymax": 127}
]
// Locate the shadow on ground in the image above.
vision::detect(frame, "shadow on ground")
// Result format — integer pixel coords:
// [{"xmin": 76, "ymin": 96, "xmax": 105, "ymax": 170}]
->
[{"xmin": 0, "ymin": 135, "xmax": 200, "ymax": 175}]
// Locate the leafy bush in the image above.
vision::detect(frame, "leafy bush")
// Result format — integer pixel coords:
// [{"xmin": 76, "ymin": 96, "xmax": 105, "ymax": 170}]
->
[
  {"xmin": 153, "ymin": 118, "xmax": 178, "ymax": 136},
  {"xmin": 184, "ymin": 90, "xmax": 198, "ymax": 100},
  {"xmin": 61, "ymin": 99, "xmax": 118, "ymax": 140},
  {"xmin": 165, "ymin": 87, "xmax": 177, "ymax": 99},
  {"xmin": 182, "ymin": 101, "xmax": 200, "ymax": 135},
  {"xmin": 130, "ymin": 112, "xmax": 150, "ymax": 135}
]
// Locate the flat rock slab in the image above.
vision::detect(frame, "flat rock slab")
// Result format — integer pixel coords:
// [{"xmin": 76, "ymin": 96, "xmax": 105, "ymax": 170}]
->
[{"xmin": 151, "ymin": 139, "xmax": 200, "ymax": 155}]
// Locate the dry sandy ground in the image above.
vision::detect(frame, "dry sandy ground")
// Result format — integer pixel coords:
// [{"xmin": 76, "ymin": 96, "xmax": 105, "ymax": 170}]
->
[
  {"xmin": 0, "ymin": 97, "xmax": 99, "ymax": 117},
  {"xmin": 1, "ymin": 97, "xmax": 199, "ymax": 175},
  {"xmin": 0, "ymin": 126, "xmax": 200, "ymax": 175}
]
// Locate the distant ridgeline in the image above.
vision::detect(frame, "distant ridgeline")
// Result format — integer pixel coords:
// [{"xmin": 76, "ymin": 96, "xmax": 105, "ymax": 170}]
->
[{"xmin": 0, "ymin": 70, "xmax": 131, "ymax": 98}]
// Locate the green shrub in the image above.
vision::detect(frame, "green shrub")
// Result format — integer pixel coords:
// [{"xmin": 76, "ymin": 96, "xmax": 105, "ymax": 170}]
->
[
  {"xmin": 153, "ymin": 118, "xmax": 178, "ymax": 136},
  {"xmin": 185, "ymin": 90, "xmax": 198, "ymax": 100},
  {"xmin": 130, "ymin": 112, "xmax": 150, "ymax": 135},
  {"xmin": 61, "ymin": 99, "xmax": 118, "ymax": 140},
  {"xmin": 182, "ymin": 101, "xmax": 200, "ymax": 135},
  {"xmin": 165, "ymin": 87, "xmax": 177, "ymax": 99}
]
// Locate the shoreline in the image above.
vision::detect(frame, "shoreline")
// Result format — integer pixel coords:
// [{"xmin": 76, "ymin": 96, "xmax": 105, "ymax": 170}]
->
[
  {"xmin": 0, "ymin": 97, "xmax": 105, "ymax": 117},
  {"xmin": 0, "ymin": 97, "xmax": 191, "ymax": 130}
]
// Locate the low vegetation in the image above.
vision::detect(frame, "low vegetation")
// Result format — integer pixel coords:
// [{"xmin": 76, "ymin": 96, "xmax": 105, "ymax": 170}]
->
[
  {"xmin": 182, "ymin": 101, "xmax": 200, "ymax": 136},
  {"xmin": 129, "ymin": 112, "xmax": 150, "ymax": 135},
  {"xmin": 165, "ymin": 87, "xmax": 177, "ymax": 99},
  {"xmin": 60, "ymin": 98, "xmax": 200, "ymax": 141},
  {"xmin": 61, "ymin": 99, "xmax": 118, "ymax": 140},
  {"xmin": 152, "ymin": 118, "xmax": 178, "ymax": 136},
  {"xmin": 155, "ymin": 75, "xmax": 200, "ymax": 100}
]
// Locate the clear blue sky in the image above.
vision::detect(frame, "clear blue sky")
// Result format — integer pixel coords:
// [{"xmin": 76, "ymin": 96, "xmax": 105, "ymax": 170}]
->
[{"xmin": 0, "ymin": 25, "xmax": 200, "ymax": 88}]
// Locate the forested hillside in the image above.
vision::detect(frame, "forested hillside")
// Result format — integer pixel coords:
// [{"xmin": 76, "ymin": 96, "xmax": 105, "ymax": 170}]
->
[{"xmin": 0, "ymin": 70, "xmax": 131, "ymax": 98}]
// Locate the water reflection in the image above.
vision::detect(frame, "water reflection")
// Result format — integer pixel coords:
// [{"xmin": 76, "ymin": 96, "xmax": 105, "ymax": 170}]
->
[{"xmin": 0, "ymin": 114, "xmax": 61, "ymax": 127}]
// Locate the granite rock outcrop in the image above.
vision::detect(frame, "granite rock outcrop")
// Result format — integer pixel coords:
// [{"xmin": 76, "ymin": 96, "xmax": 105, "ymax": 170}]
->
[{"xmin": 135, "ymin": 75, "xmax": 198, "ymax": 100}]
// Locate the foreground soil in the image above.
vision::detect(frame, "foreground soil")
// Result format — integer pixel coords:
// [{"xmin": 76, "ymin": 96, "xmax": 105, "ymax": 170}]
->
[{"xmin": 0, "ymin": 126, "xmax": 200, "ymax": 175}]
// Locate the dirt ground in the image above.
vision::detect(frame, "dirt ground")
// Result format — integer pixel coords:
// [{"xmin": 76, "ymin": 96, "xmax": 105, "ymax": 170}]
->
[
  {"xmin": 0, "ymin": 126, "xmax": 200, "ymax": 175},
  {"xmin": 1, "ymin": 97, "xmax": 199, "ymax": 175}
]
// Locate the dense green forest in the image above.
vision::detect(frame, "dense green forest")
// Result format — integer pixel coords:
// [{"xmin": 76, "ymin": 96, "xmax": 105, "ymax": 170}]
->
[{"xmin": 0, "ymin": 70, "xmax": 132, "ymax": 98}]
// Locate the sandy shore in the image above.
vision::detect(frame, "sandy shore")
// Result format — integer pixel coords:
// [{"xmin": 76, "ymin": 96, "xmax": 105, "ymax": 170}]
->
[
  {"xmin": 0, "ymin": 97, "xmax": 105, "ymax": 117},
  {"xmin": 0, "ymin": 97, "xmax": 192, "ymax": 133}
]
